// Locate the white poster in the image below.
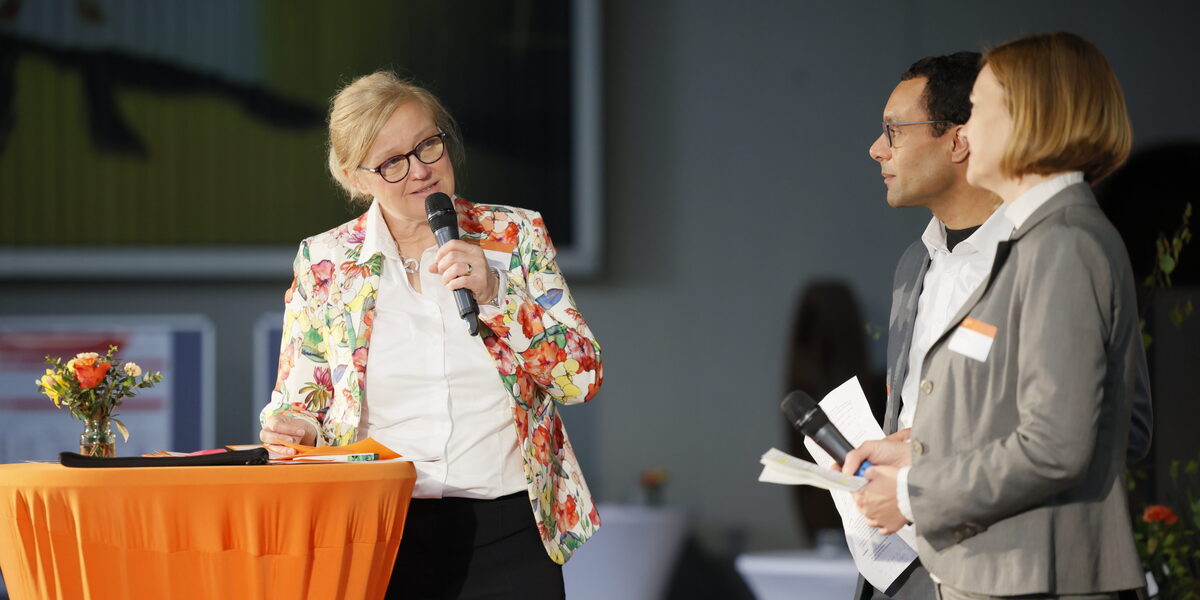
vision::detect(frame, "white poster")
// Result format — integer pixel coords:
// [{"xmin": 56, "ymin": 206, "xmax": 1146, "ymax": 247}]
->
[{"xmin": 0, "ymin": 315, "xmax": 214, "ymax": 462}]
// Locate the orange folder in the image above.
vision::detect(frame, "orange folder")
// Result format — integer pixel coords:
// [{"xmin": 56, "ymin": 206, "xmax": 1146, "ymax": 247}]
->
[{"xmin": 274, "ymin": 437, "xmax": 402, "ymax": 461}]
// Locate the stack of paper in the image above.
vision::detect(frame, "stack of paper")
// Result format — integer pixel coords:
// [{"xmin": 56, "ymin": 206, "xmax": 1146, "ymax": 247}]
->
[{"xmin": 758, "ymin": 448, "xmax": 866, "ymax": 492}]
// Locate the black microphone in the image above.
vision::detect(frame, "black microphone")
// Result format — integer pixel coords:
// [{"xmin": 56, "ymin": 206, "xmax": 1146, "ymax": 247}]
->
[
  {"xmin": 781, "ymin": 390, "xmax": 872, "ymax": 476},
  {"xmin": 425, "ymin": 192, "xmax": 480, "ymax": 336}
]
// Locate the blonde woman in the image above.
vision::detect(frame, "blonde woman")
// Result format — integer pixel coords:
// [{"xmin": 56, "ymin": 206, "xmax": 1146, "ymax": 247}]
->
[
  {"xmin": 844, "ymin": 33, "xmax": 1147, "ymax": 599},
  {"xmin": 258, "ymin": 71, "xmax": 602, "ymax": 599}
]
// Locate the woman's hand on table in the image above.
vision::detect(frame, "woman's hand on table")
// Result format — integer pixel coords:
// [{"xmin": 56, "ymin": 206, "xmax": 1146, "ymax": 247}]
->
[
  {"xmin": 259, "ymin": 415, "xmax": 317, "ymax": 456},
  {"xmin": 429, "ymin": 240, "xmax": 499, "ymax": 304}
]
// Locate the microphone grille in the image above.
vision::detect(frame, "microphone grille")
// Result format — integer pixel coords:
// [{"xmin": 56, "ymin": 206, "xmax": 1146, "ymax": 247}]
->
[
  {"xmin": 425, "ymin": 192, "xmax": 456, "ymax": 231},
  {"xmin": 780, "ymin": 390, "xmax": 818, "ymax": 424}
]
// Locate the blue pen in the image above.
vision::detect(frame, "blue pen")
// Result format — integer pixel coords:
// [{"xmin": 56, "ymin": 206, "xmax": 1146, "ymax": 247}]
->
[{"xmin": 856, "ymin": 460, "xmax": 873, "ymax": 478}]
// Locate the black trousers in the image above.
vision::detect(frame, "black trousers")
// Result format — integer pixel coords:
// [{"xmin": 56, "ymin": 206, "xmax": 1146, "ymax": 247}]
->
[{"xmin": 386, "ymin": 492, "xmax": 565, "ymax": 600}]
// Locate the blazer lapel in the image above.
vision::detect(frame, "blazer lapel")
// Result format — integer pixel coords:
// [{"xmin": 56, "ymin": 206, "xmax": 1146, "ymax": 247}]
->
[
  {"xmin": 926, "ymin": 183, "xmax": 1094, "ymax": 351},
  {"xmin": 884, "ymin": 252, "xmax": 930, "ymax": 434}
]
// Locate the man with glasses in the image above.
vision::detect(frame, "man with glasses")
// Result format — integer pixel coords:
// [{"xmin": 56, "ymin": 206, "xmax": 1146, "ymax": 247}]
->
[
  {"xmin": 852, "ymin": 52, "xmax": 1152, "ymax": 599},
  {"xmin": 853, "ymin": 50, "xmax": 1002, "ymax": 599}
]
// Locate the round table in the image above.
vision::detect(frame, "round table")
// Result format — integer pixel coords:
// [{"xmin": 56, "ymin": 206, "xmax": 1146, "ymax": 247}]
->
[{"xmin": 0, "ymin": 461, "xmax": 415, "ymax": 600}]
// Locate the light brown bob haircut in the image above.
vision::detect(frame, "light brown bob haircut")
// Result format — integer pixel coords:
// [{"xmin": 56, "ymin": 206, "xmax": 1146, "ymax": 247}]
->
[
  {"xmin": 326, "ymin": 71, "xmax": 463, "ymax": 203},
  {"xmin": 983, "ymin": 32, "xmax": 1131, "ymax": 184}
]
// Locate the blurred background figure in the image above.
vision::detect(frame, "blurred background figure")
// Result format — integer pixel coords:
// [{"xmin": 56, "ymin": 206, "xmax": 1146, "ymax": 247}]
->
[{"xmin": 783, "ymin": 280, "xmax": 884, "ymax": 546}]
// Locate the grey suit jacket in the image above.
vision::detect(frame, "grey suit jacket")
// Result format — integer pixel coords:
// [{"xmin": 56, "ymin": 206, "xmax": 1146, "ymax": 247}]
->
[
  {"xmin": 855, "ymin": 197, "xmax": 1152, "ymax": 599},
  {"xmin": 855, "ymin": 241, "xmax": 937, "ymax": 600},
  {"xmin": 906, "ymin": 184, "xmax": 1146, "ymax": 594}
]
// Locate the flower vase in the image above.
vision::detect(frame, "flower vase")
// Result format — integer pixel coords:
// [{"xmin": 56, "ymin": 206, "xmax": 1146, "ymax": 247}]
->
[{"xmin": 80, "ymin": 418, "xmax": 116, "ymax": 457}]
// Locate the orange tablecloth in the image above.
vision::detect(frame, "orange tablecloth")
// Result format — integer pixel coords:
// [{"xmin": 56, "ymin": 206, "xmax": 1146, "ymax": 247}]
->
[{"xmin": 0, "ymin": 461, "xmax": 416, "ymax": 600}]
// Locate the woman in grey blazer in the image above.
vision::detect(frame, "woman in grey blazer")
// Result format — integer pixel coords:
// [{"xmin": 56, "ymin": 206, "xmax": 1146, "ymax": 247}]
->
[{"xmin": 844, "ymin": 32, "xmax": 1147, "ymax": 599}]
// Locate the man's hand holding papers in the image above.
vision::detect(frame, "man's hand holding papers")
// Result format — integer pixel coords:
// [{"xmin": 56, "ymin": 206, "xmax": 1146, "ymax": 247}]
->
[{"xmin": 839, "ymin": 435, "xmax": 913, "ymax": 535}]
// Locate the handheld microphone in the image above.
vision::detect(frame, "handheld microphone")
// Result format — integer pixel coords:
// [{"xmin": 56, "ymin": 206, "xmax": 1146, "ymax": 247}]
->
[
  {"xmin": 425, "ymin": 192, "xmax": 479, "ymax": 336},
  {"xmin": 781, "ymin": 390, "xmax": 872, "ymax": 477}
]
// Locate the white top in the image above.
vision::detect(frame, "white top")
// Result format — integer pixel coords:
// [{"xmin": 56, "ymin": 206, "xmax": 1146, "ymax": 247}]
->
[
  {"xmin": 360, "ymin": 200, "xmax": 526, "ymax": 500},
  {"xmin": 898, "ymin": 205, "xmax": 1015, "ymax": 430},
  {"xmin": 896, "ymin": 204, "xmax": 1014, "ymax": 523},
  {"xmin": 1004, "ymin": 171, "xmax": 1085, "ymax": 230}
]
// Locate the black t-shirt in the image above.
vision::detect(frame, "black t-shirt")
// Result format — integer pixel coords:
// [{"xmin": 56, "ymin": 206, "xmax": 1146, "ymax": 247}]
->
[{"xmin": 945, "ymin": 224, "xmax": 981, "ymax": 253}]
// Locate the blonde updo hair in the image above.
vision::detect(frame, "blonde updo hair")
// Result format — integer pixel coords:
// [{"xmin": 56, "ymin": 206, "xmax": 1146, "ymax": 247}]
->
[{"xmin": 326, "ymin": 71, "xmax": 463, "ymax": 202}]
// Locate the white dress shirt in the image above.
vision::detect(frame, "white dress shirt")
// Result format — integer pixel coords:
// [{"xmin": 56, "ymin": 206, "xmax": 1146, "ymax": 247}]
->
[
  {"xmin": 896, "ymin": 204, "xmax": 1014, "ymax": 522},
  {"xmin": 360, "ymin": 200, "xmax": 526, "ymax": 500}
]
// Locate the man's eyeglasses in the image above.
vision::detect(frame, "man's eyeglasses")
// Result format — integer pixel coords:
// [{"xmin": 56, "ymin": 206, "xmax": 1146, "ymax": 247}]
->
[
  {"xmin": 357, "ymin": 132, "xmax": 447, "ymax": 183},
  {"xmin": 881, "ymin": 120, "xmax": 950, "ymax": 148}
]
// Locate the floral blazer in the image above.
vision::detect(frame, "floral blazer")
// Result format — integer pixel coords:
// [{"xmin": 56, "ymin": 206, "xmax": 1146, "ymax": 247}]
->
[{"xmin": 260, "ymin": 198, "xmax": 604, "ymax": 564}]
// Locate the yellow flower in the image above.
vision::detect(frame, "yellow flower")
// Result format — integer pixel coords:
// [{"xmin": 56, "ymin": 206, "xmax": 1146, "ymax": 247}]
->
[
  {"xmin": 123, "ymin": 362, "xmax": 142, "ymax": 377},
  {"xmin": 38, "ymin": 372, "xmax": 62, "ymax": 406}
]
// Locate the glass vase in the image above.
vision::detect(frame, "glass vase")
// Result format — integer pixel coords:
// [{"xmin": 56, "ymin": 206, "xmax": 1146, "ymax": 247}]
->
[{"xmin": 80, "ymin": 417, "xmax": 116, "ymax": 457}]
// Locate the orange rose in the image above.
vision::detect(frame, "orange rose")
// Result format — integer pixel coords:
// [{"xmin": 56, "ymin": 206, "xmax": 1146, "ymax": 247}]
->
[
  {"xmin": 1143, "ymin": 504, "xmax": 1179, "ymax": 525},
  {"xmin": 72, "ymin": 357, "xmax": 112, "ymax": 390}
]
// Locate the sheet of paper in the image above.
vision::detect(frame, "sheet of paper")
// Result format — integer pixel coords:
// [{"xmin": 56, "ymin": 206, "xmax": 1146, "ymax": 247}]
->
[
  {"xmin": 801, "ymin": 376, "xmax": 919, "ymax": 592},
  {"xmin": 757, "ymin": 448, "xmax": 866, "ymax": 492}
]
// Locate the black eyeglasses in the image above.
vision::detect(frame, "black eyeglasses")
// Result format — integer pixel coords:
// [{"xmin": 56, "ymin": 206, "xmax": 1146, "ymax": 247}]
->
[
  {"xmin": 881, "ymin": 120, "xmax": 950, "ymax": 148},
  {"xmin": 357, "ymin": 132, "xmax": 447, "ymax": 183}
]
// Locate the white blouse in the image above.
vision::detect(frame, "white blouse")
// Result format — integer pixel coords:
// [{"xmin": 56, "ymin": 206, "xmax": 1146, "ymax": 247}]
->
[{"xmin": 360, "ymin": 200, "xmax": 526, "ymax": 500}]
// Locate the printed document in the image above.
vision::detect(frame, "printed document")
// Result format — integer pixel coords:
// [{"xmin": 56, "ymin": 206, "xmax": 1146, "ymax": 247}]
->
[{"xmin": 758, "ymin": 377, "xmax": 919, "ymax": 592}]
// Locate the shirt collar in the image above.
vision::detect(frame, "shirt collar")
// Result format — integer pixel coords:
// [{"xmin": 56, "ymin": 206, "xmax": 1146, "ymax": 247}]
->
[
  {"xmin": 920, "ymin": 202, "xmax": 1014, "ymax": 259},
  {"xmin": 1005, "ymin": 171, "xmax": 1085, "ymax": 230},
  {"xmin": 358, "ymin": 199, "xmax": 398, "ymax": 264}
]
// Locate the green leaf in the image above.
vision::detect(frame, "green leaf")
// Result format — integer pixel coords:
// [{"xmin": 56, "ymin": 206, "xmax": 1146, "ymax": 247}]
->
[
  {"xmin": 1186, "ymin": 460, "xmax": 1199, "ymax": 476},
  {"xmin": 112, "ymin": 418, "xmax": 130, "ymax": 442},
  {"xmin": 1143, "ymin": 332, "xmax": 1153, "ymax": 350},
  {"xmin": 1160, "ymin": 254, "xmax": 1177, "ymax": 276},
  {"xmin": 1172, "ymin": 307, "xmax": 1185, "ymax": 327}
]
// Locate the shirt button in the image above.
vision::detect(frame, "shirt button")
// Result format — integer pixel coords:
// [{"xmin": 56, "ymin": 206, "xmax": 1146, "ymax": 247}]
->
[
  {"xmin": 920, "ymin": 379, "xmax": 934, "ymax": 395},
  {"xmin": 912, "ymin": 440, "xmax": 926, "ymax": 456}
]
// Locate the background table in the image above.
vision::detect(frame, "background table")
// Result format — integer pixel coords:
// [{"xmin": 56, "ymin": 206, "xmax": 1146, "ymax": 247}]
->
[
  {"xmin": 562, "ymin": 503, "xmax": 688, "ymax": 600},
  {"xmin": 0, "ymin": 461, "xmax": 415, "ymax": 600},
  {"xmin": 735, "ymin": 550, "xmax": 860, "ymax": 599}
]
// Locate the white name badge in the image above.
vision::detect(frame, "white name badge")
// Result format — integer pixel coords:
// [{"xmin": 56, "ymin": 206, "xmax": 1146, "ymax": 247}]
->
[{"xmin": 948, "ymin": 317, "xmax": 997, "ymax": 363}]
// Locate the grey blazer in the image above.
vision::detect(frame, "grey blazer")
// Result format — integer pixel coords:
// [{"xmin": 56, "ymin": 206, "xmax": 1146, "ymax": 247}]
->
[
  {"xmin": 906, "ymin": 184, "xmax": 1146, "ymax": 595},
  {"xmin": 855, "ymin": 241, "xmax": 938, "ymax": 600},
  {"xmin": 855, "ymin": 194, "xmax": 1152, "ymax": 599}
]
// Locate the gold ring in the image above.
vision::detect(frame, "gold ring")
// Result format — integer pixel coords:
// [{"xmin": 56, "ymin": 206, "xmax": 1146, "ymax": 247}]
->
[{"xmin": 465, "ymin": 263, "xmax": 473, "ymax": 275}]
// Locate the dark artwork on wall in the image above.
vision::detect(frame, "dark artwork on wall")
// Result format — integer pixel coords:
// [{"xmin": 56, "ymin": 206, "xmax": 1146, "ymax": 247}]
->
[{"xmin": 0, "ymin": 0, "xmax": 600, "ymax": 277}]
